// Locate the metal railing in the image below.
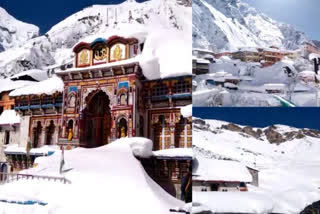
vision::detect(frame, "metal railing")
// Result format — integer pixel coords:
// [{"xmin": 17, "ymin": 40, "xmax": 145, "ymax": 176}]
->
[{"xmin": 0, "ymin": 172, "xmax": 71, "ymax": 185}]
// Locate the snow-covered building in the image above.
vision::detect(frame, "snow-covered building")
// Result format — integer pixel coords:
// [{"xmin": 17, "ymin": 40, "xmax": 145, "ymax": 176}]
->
[
  {"xmin": 6, "ymin": 35, "xmax": 192, "ymax": 198},
  {"xmin": 231, "ymin": 47, "xmax": 261, "ymax": 63},
  {"xmin": 56, "ymin": 36, "xmax": 192, "ymax": 149},
  {"xmin": 301, "ymin": 42, "xmax": 320, "ymax": 58},
  {"xmin": 193, "ymin": 157, "xmax": 253, "ymax": 192}
]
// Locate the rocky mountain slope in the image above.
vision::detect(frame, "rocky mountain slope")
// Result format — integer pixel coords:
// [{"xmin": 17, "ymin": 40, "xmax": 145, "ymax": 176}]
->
[
  {"xmin": 193, "ymin": 0, "xmax": 312, "ymax": 51},
  {"xmin": 0, "ymin": 0, "xmax": 191, "ymax": 78},
  {"xmin": 0, "ymin": 7, "xmax": 39, "ymax": 52}
]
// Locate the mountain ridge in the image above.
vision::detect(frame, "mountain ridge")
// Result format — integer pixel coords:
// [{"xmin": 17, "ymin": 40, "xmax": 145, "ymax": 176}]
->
[{"xmin": 193, "ymin": 0, "xmax": 313, "ymax": 51}]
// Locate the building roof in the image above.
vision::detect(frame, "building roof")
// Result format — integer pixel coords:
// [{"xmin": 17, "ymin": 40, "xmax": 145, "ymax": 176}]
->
[
  {"xmin": 9, "ymin": 75, "xmax": 64, "ymax": 97},
  {"xmin": 0, "ymin": 79, "xmax": 34, "ymax": 94},
  {"xmin": 193, "ymin": 156, "xmax": 252, "ymax": 183},
  {"xmin": 10, "ymin": 69, "xmax": 48, "ymax": 82}
]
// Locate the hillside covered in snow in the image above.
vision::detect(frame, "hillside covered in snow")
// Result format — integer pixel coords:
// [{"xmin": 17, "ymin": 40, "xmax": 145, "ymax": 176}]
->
[
  {"xmin": 192, "ymin": 117, "xmax": 320, "ymax": 213},
  {"xmin": 0, "ymin": 7, "xmax": 39, "ymax": 52},
  {"xmin": 193, "ymin": 0, "xmax": 313, "ymax": 52},
  {"xmin": 0, "ymin": 0, "xmax": 191, "ymax": 78}
]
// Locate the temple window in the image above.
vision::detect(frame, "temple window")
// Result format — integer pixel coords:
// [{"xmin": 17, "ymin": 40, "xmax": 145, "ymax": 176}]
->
[
  {"xmin": 30, "ymin": 96, "xmax": 40, "ymax": 106},
  {"xmin": 119, "ymin": 93, "xmax": 127, "ymax": 105},
  {"xmin": 46, "ymin": 120, "xmax": 55, "ymax": 145},
  {"xmin": 56, "ymin": 94, "xmax": 63, "ymax": 104},
  {"xmin": 42, "ymin": 95, "xmax": 53, "ymax": 105},
  {"xmin": 20, "ymin": 97, "xmax": 29, "ymax": 106},
  {"xmin": 33, "ymin": 121, "xmax": 42, "ymax": 148},
  {"xmin": 173, "ymin": 80, "xmax": 191, "ymax": 94},
  {"xmin": 4, "ymin": 131, "xmax": 10, "ymax": 145},
  {"xmin": 152, "ymin": 83, "xmax": 169, "ymax": 97}
]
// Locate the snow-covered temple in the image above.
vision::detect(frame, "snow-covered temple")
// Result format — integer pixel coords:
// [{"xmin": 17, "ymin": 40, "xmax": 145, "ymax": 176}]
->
[{"xmin": 2, "ymin": 35, "xmax": 192, "ymax": 198}]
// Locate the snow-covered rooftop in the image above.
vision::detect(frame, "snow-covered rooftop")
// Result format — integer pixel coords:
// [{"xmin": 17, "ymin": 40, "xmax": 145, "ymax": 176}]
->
[
  {"xmin": 9, "ymin": 75, "xmax": 64, "ymax": 97},
  {"xmin": 10, "ymin": 69, "xmax": 48, "ymax": 81},
  {"xmin": 0, "ymin": 110, "xmax": 20, "ymax": 125},
  {"xmin": 193, "ymin": 156, "xmax": 252, "ymax": 183},
  {"xmin": 153, "ymin": 148, "xmax": 193, "ymax": 158},
  {"xmin": 0, "ymin": 78, "xmax": 34, "ymax": 94}
]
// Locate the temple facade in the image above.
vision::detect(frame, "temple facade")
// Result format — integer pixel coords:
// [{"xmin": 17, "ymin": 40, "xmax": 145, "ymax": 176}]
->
[{"xmin": 55, "ymin": 35, "xmax": 192, "ymax": 150}]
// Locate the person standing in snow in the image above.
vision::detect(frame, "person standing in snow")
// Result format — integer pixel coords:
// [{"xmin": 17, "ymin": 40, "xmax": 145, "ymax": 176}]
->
[{"xmin": 180, "ymin": 171, "xmax": 192, "ymax": 203}]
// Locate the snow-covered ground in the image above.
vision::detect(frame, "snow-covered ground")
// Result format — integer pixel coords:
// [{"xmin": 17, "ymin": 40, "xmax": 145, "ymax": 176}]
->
[
  {"xmin": 193, "ymin": 118, "xmax": 320, "ymax": 213},
  {"xmin": 0, "ymin": 138, "xmax": 184, "ymax": 213},
  {"xmin": 193, "ymin": 56, "xmax": 320, "ymax": 106}
]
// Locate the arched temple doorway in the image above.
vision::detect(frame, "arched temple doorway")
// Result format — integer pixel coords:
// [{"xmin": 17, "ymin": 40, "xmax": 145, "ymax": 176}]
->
[
  {"xmin": 45, "ymin": 120, "xmax": 55, "ymax": 145},
  {"xmin": 117, "ymin": 118, "xmax": 128, "ymax": 138},
  {"xmin": 81, "ymin": 90, "xmax": 111, "ymax": 148},
  {"xmin": 32, "ymin": 121, "xmax": 42, "ymax": 148}
]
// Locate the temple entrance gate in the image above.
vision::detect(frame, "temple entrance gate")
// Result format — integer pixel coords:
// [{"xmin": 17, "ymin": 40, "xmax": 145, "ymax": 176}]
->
[{"xmin": 80, "ymin": 90, "xmax": 111, "ymax": 148}]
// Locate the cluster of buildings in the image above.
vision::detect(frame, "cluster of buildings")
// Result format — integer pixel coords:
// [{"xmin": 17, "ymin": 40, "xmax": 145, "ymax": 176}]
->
[
  {"xmin": 193, "ymin": 42, "xmax": 320, "ymax": 75},
  {"xmin": 0, "ymin": 35, "xmax": 192, "ymax": 198}
]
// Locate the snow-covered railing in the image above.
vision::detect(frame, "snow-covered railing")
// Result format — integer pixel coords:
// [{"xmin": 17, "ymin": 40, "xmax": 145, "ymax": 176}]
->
[{"xmin": 0, "ymin": 173, "xmax": 71, "ymax": 185}]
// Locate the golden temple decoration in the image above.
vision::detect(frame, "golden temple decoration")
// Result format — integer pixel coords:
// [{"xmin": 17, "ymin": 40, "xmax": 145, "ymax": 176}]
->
[
  {"xmin": 67, "ymin": 128, "xmax": 73, "ymax": 141},
  {"xmin": 94, "ymin": 47, "xmax": 107, "ymax": 61},
  {"xmin": 120, "ymin": 126, "xmax": 126, "ymax": 137},
  {"xmin": 113, "ymin": 44, "xmax": 122, "ymax": 61},
  {"xmin": 79, "ymin": 50, "xmax": 89, "ymax": 65}
]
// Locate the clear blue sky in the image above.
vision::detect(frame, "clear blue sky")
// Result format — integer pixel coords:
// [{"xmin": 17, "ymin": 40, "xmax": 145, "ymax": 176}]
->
[
  {"xmin": 243, "ymin": 0, "xmax": 320, "ymax": 41},
  {"xmin": 0, "ymin": 0, "xmax": 146, "ymax": 34},
  {"xmin": 193, "ymin": 107, "xmax": 320, "ymax": 130}
]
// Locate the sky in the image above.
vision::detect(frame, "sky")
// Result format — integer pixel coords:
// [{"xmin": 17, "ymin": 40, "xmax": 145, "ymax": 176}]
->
[
  {"xmin": 193, "ymin": 107, "xmax": 320, "ymax": 130},
  {"xmin": 243, "ymin": 0, "xmax": 320, "ymax": 41},
  {"xmin": 0, "ymin": 0, "xmax": 145, "ymax": 34}
]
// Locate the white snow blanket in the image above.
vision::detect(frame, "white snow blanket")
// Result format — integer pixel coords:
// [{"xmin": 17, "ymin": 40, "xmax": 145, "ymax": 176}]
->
[
  {"xmin": 0, "ymin": 110, "xmax": 20, "ymax": 125},
  {"xmin": 0, "ymin": 140, "xmax": 183, "ymax": 213}
]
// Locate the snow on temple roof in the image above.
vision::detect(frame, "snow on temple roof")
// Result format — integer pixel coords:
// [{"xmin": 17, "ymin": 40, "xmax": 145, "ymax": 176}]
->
[
  {"xmin": 0, "ymin": 110, "xmax": 20, "ymax": 125},
  {"xmin": 9, "ymin": 75, "xmax": 64, "ymax": 97},
  {"xmin": 193, "ymin": 156, "xmax": 252, "ymax": 183},
  {"xmin": 68, "ymin": 29, "xmax": 191, "ymax": 80},
  {"xmin": 0, "ymin": 78, "xmax": 34, "ymax": 94},
  {"xmin": 10, "ymin": 69, "xmax": 48, "ymax": 81},
  {"xmin": 181, "ymin": 104, "xmax": 192, "ymax": 118},
  {"xmin": 58, "ymin": 56, "xmax": 140, "ymax": 74},
  {"xmin": 153, "ymin": 148, "xmax": 193, "ymax": 158}
]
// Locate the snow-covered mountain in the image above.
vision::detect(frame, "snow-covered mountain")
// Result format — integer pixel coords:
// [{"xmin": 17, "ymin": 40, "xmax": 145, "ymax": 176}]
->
[
  {"xmin": 193, "ymin": 0, "xmax": 312, "ymax": 51},
  {"xmin": 0, "ymin": 7, "xmax": 39, "ymax": 52},
  {"xmin": 193, "ymin": 117, "xmax": 320, "ymax": 213},
  {"xmin": 0, "ymin": 0, "xmax": 191, "ymax": 78}
]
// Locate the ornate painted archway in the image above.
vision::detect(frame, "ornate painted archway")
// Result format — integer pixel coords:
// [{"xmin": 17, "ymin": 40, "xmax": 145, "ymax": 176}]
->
[{"xmin": 80, "ymin": 90, "xmax": 111, "ymax": 148}]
